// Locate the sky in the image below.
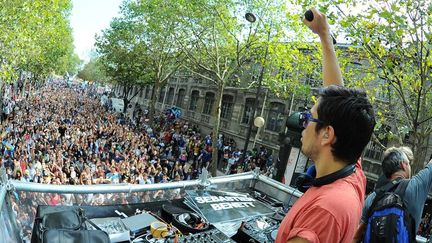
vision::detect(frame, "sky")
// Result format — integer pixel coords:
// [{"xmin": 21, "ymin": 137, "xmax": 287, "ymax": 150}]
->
[{"xmin": 70, "ymin": 0, "xmax": 123, "ymax": 63}]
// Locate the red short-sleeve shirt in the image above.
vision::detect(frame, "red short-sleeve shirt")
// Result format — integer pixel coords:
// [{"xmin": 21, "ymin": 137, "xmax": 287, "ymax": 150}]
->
[{"xmin": 276, "ymin": 161, "xmax": 366, "ymax": 243}]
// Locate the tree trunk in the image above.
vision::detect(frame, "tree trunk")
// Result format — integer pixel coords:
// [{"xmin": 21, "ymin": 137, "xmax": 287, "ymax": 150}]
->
[
  {"xmin": 121, "ymin": 85, "xmax": 129, "ymax": 113},
  {"xmin": 123, "ymin": 98, "xmax": 129, "ymax": 115},
  {"xmin": 21, "ymin": 78, "xmax": 27, "ymax": 97},
  {"xmin": 412, "ymin": 128, "xmax": 429, "ymax": 174},
  {"xmin": 209, "ymin": 82, "xmax": 224, "ymax": 177},
  {"xmin": 29, "ymin": 74, "xmax": 38, "ymax": 97},
  {"xmin": 412, "ymin": 91, "xmax": 431, "ymax": 174},
  {"xmin": 149, "ymin": 82, "xmax": 160, "ymax": 124},
  {"xmin": 0, "ymin": 82, "xmax": 4, "ymax": 124}
]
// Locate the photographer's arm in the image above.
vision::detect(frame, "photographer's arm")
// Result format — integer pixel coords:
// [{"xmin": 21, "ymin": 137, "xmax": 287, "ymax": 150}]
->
[
  {"xmin": 352, "ymin": 223, "xmax": 366, "ymax": 243},
  {"xmin": 303, "ymin": 8, "xmax": 343, "ymax": 87}
]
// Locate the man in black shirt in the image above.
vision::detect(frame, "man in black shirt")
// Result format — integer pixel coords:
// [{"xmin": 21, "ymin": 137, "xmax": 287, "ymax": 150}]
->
[{"xmin": 58, "ymin": 125, "xmax": 66, "ymax": 137}]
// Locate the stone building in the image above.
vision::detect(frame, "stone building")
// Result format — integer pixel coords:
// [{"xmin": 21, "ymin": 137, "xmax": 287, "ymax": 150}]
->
[{"xmin": 113, "ymin": 70, "xmax": 432, "ymax": 193}]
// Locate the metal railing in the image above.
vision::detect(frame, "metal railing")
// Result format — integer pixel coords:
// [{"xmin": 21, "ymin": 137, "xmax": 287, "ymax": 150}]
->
[
  {"xmin": 1, "ymin": 168, "xmax": 301, "ymax": 242},
  {"xmin": 2, "ymin": 168, "xmax": 425, "ymax": 243}
]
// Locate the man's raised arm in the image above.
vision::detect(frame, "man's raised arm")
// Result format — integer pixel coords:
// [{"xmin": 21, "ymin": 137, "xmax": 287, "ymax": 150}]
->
[{"xmin": 303, "ymin": 8, "xmax": 343, "ymax": 87}]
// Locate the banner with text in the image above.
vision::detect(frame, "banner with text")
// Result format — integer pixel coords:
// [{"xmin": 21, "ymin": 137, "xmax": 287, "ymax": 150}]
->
[{"xmin": 184, "ymin": 190, "xmax": 274, "ymax": 223}]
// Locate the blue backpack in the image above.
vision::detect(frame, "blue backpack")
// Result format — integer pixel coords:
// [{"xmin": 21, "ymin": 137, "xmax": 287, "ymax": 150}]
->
[{"xmin": 364, "ymin": 179, "xmax": 415, "ymax": 243}]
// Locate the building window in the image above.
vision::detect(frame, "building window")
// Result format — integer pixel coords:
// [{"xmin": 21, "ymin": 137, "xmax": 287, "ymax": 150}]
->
[
  {"xmin": 266, "ymin": 102, "xmax": 285, "ymax": 132},
  {"xmin": 363, "ymin": 160, "xmax": 371, "ymax": 172},
  {"xmin": 202, "ymin": 92, "xmax": 215, "ymax": 115},
  {"xmin": 176, "ymin": 89, "xmax": 186, "ymax": 108},
  {"xmin": 242, "ymin": 98, "xmax": 255, "ymax": 125},
  {"xmin": 166, "ymin": 87, "xmax": 175, "ymax": 105},
  {"xmin": 364, "ymin": 142, "xmax": 384, "ymax": 161},
  {"xmin": 189, "ymin": 90, "xmax": 199, "ymax": 111},
  {"xmin": 371, "ymin": 164, "xmax": 380, "ymax": 175},
  {"xmin": 158, "ymin": 87, "xmax": 165, "ymax": 103},
  {"xmin": 221, "ymin": 95, "xmax": 234, "ymax": 119}
]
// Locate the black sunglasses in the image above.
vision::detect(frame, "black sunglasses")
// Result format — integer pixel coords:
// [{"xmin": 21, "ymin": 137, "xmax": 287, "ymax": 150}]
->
[{"xmin": 299, "ymin": 111, "xmax": 324, "ymax": 128}]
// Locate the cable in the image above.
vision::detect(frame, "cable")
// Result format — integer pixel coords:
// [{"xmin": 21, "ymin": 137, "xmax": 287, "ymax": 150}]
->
[
  {"xmin": 283, "ymin": 188, "xmax": 299, "ymax": 213},
  {"xmin": 131, "ymin": 232, "xmax": 150, "ymax": 243},
  {"xmin": 145, "ymin": 233, "xmax": 153, "ymax": 242}
]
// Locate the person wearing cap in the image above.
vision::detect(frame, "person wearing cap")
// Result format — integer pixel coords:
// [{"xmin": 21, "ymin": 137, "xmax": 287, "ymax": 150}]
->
[{"xmin": 276, "ymin": 8, "xmax": 375, "ymax": 243}]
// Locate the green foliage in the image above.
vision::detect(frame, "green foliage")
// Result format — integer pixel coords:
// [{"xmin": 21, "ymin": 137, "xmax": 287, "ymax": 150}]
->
[
  {"xmin": 0, "ymin": 0, "xmax": 79, "ymax": 83},
  {"xmin": 96, "ymin": 17, "xmax": 151, "ymax": 88},
  {"xmin": 77, "ymin": 58, "xmax": 108, "ymax": 82},
  {"xmin": 295, "ymin": 0, "xmax": 432, "ymax": 171},
  {"xmin": 96, "ymin": 0, "xmax": 185, "ymax": 116},
  {"xmin": 266, "ymin": 42, "xmax": 319, "ymax": 99},
  {"xmin": 94, "ymin": 0, "xmax": 432, "ymax": 172}
]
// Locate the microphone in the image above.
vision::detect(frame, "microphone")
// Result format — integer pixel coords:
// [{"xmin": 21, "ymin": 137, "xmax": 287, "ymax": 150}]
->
[
  {"xmin": 304, "ymin": 10, "xmax": 314, "ymax": 22},
  {"xmin": 304, "ymin": 10, "xmax": 337, "ymax": 45}
]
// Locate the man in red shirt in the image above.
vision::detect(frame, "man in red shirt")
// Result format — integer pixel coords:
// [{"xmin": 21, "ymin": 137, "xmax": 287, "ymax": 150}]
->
[{"xmin": 276, "ymin": 8, "xmax": 376, "ymax": 243}]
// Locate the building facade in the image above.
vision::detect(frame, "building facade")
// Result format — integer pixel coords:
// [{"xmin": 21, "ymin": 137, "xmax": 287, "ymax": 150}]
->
[
  {"xmin": 116, "ymin": 73, "xmax": 293, "ymax": 161},
  {"xmin": 113, "ymin": 71, "xmax": 432, "ymax": 193}
]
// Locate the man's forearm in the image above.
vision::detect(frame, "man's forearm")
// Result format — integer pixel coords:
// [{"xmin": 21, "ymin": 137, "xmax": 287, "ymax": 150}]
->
[{"xmin": 320, "ymin": 33, "xmax": 343, "ymax": 87}]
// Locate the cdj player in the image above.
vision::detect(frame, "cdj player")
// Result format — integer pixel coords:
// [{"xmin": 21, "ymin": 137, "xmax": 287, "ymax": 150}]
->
[{"xmin": 233, "ymin": 215, "xmax": 281, "ymax": 243}]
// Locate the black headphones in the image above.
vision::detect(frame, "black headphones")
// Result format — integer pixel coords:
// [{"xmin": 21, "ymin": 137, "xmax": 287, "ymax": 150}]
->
[
  {"xmin": 295, "ymin": 164, "xmax": 356, "ymax": 192},
  {"xmin": 173, "ymin": 212, "xmax": 209, "ymax": 233},
  {"xmin": 312, "ymin": 164, "xmax": 356, "ymax": 187},
  {"xmin": 177, "ymin": 212, "xmax": 201, "ymax": 226}
]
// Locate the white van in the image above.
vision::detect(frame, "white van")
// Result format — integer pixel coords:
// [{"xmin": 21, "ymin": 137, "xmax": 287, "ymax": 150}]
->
[{"xmin": 111, "ymin": 98, "xmax": 124, "ymax": 113}]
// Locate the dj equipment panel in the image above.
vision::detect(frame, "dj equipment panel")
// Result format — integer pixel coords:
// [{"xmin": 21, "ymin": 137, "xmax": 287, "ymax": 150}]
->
[
  {"xmin": 32, "ymin": 189, "xmax": 287, "ymax": 243},
  {"xmin": 166, "ymin": 229, "xmax": 235, "ymax": 243},
  {"xmin": 233, "ymin": 215, "xmax": 280, "ymax": 243}
]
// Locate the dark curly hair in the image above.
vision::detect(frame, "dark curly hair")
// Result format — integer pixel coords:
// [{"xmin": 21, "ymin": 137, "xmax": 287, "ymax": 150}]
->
[{"xmin": 315, "ymin": 85, "xmax": 376, "ymax": 164}]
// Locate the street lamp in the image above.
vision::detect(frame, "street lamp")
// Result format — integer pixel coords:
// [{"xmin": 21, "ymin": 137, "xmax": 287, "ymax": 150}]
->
[
  {"xmin": 240, "ymin": 12, "xmax": 271, "ymax": 169},
  {"xmin": 253, "ymin": 116, "xmax": 265, "ymax": 148}
]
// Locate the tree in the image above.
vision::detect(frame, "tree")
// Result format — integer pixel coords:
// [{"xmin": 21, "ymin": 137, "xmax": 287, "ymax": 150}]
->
[
  {"xmin": 119, "ymin": 0, "xmax": 185, "ymax": 122},
  {"xmin": 77, "ymin": 58, "xmax": 108, "ymax": 82},
  {"xmin": 176, "ymin": 0, "xmax": 288, "ymax": 176},
  {"xmin": 96, "ymin": 0, "xmax": 186, "ymax": 115},
  {"xmin": 60, "ymin": 53, "xmax": 83, "ymax": 77},
  {"xmin": 25, "ymin": 0, "xmax": 77, "ymax": 83},
  {"xmin": 291, "ymin": 0, "xmax": 432, "ymax": 172},
  {"xmin": 0, "ymin": 0, "xmax": 78, "ymax": 94},
  {"xmin": 0, "ymin": 0, "xmax": 75, "ymax": 81},
  {"xmin": 339, "ymin": 0, "xmax": 432, "ymax": 173},
  {"xmin": 96, "ymin": 17, "xmax": 152, "ymax": 113}
]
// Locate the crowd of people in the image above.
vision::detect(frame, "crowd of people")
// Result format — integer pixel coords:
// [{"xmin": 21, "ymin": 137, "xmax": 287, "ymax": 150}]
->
[
  {"xmin": 1, "ymin": 82, "xmax": 274, "ymax": 187},
  {"xmin": 4, "ymin": 12, "xmax": 432, "ymax": 241},
  {"xmin": 2, "ymin": 86, "xmax": 197, "ymax": 186},
  {"xmin": 0, "ymin": 79, "xmax": 275, "ymax": 241}
]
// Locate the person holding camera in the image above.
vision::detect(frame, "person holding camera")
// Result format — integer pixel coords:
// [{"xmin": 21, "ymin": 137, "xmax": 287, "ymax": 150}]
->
[{"xmin": 276, "ymin": 8, "xmax": 376, "ymax": 243}]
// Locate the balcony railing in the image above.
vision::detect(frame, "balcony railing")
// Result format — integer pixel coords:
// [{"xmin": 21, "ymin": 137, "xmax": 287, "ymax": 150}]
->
[{"xmin": 200, "ymin": 114, "xmax": 211, "ymax": 124}]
